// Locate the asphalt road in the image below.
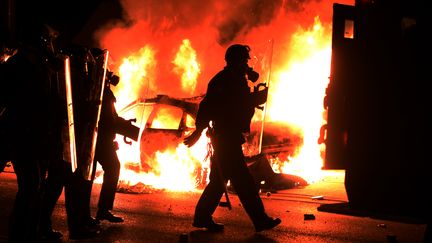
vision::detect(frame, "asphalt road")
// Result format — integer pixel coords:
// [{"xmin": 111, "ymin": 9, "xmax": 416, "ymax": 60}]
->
[{"xmin": 0, "ymin": 167, "xmax": 427, "ymax": 243}]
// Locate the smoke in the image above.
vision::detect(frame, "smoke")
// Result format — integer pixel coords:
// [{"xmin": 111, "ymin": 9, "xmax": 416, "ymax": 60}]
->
[
  {"xmin": 118, "ymin": 0, "xmax": 324, "ymax": 45},
  {"xmin": 95, "ymin": 0, "xmax": 353, "ymax": 98},
  {"xmin": 215, "ymin": 0, "xmax": 283, "ymax": 45},
  {"xmin": 120, "ymin": 0, "xmax": 215, "ymax": 32}
]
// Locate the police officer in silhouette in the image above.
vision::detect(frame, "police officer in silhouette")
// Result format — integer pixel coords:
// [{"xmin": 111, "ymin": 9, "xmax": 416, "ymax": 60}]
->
[
  {"xmin": 2, "ymin": 20, "xmax": 65, "ymax": 242},
  {"xmin": 93, "ymin": 66, "xmax": 128, "ymax": 223},
  {"xmin": 184, "ymin": 44, "xmax": 281, "ymax": 232},
  {"xmin": 39, "ymin": 43, "xmax": 103, "ymax": 240}
]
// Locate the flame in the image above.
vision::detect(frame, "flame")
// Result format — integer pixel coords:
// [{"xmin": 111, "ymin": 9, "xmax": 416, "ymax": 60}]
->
[
  {"xmin": 151, "ymin": 105, "xmax": 183, "ymax": 129},
  {"xmin": 267, "ymin": 16, "xmax": 331, "ymax": 182},
  {"xmin": 173, "ymin": 39, "xmax": 201, "ymax": 94},
  {"xmin": 94, "ymin": 0, "xmax": 355, "ymax": 191},
  {"xmin": 115, "ymin": 45, "xmax": 156, "ymax": 110},
  {"xmin": 106, "ymin": 130, "xmax": 209, "ymax": 192}
]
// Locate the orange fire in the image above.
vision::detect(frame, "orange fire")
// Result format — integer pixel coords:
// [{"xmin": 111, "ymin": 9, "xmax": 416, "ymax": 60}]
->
[
  {"xmin": 173, "ymin": 39, "xmax": 201, "ymax": 95},
  {"xmin": 94, "ymin": 0, "xmax": 355, "ymax": 191},
  {"xmin": 268, "ymin": 16, "xmax": 332, "ymax": 181}
]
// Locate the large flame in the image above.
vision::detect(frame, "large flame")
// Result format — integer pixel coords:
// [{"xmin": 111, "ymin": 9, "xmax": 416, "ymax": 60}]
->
[
  {"xmin": 114, "ymin": 45, "xmax": 156, "ymax": 109},
  {"xmin": 268, "ymin": 16, "xmax": 332, "ymax": 182},
  {"xmin": 94, "ymin": 0, "xmax": 354, "ymax": 191},
  {"xmin": 173, "ymin": 39, "xmax": 201, "ymax": 94}
]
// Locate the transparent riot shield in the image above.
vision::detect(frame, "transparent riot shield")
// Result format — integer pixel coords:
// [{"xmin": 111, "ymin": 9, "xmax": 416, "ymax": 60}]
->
[
  {"xmin": 243, "ymin": 39, "xmax": 274, "ymax": 157},
  {"xmin": 63, "ymin": 56, "xmax": 78, "ymax": 170},
  {"xmin": 75, "ymin": 49, "xmax": 109, "ymax": 180}
]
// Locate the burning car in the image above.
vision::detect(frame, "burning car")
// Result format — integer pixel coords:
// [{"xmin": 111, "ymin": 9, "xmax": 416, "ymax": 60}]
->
[{"xmin": 116, "ymin": 94, "xmax": 307, "ymax": 192}]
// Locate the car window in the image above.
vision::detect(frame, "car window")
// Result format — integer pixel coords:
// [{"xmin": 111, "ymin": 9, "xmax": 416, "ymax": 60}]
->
[
  {"xmin": 150, "ymin": 105, "xmax": 183, "ymax": 129},
  {"xmin": 185, "ymin": 113, "xmax": 195, "ymax": 129}
]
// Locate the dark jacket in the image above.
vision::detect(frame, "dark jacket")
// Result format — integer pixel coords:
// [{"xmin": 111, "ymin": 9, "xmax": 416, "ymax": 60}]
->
[
  {"xmin": 195, "ymin": 66, "xmax": 267, "ymax": 142},
  {"xmin": 96, "ymin": 88, "xmax": 129, "ymax": 149},
  {"xmin": 1, "ymin": 46, "xmax": 63, "ymax": 161}
]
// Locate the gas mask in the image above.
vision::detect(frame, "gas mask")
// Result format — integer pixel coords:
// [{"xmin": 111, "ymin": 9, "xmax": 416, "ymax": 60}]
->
[
  {"xmin": 106, "ymin": 71, "xmax": 120, "ymax": 86},
  {"xmin": 246, "ymin": 67, "xmax": 259, "ymax": 83}
]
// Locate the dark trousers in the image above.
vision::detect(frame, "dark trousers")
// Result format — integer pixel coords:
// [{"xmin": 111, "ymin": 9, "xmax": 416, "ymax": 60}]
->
[
  {"xmin": 194, "ymin": 136, "xmax": 269, "ymax": 228},
  {"xmin": 40, "ymin": 159, "xmax": 93, "ymax": 234},
  {"xmin": 95, "ymin": 144, "xmax": 120, "ymax": 211},
  {"xmin": 40, "ymin": 159, "xmax": 69, "ymax": 232},
  {"xmin": 64, "ymin": 174, "xmax": 93, "ymax": 233},
  {"xmin": 8, "ymin": 158, "xmax": 44, "ymax": 243}
]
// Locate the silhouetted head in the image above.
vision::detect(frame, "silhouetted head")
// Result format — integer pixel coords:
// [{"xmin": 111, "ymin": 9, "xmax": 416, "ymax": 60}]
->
[
  {"xmin": 90, "ymin": 47, "xmax": 104, "ymax": 58},
  {"xmin": 225, "ymin": 44, "xmax": 251, "ymax": 66},
  {"xmin": 40, "ymin": 24, "xmax": 60, "ymax": 54}
]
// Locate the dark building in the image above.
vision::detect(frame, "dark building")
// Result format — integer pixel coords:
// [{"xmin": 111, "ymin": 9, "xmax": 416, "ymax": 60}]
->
[{"xmin": 323, "ymin": 0, "xmax": 431, "ymax": 220}]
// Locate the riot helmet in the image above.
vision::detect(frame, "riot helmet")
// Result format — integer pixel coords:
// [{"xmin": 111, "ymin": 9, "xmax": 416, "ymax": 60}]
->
[
  {"xmin": 224, "ymin": 44, "xmax": 251, "ymax": 66},
  {"xmin": 40, "ymin": 24, "xmax": 59, "ymax": 55}
]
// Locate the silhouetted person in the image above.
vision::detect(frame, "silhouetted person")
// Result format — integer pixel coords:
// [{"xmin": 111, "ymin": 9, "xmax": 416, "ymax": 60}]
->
[
  {"xmin": 184, "ymin": 44, "xmax": 281, "ymax": 232},
  {"xmin": 1, "ymin": 22, "xmax": 63, "ymax": 242},
  {"xmin": 39, "ymin": 44, "xmax": 103, "ymax": 240},
  {"xmin": 93, "ymin": 71, "xmax": 128, "ymax": 223}
]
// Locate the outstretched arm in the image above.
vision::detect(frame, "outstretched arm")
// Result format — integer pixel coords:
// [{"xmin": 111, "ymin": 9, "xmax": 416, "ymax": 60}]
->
[{"xmin": 183, "ymin": 128, "xmax": 203, "ymax": 147}]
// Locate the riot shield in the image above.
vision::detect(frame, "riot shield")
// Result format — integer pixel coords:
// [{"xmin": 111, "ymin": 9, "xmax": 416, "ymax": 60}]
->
[
  {"xmin": 63, "ymin": 56, "xmax": 78, "ymax": 170},
  {"xmin": 76, "ymin": 49, "xmax": 109, "ymax": 180},
  {"xmin": 243, "ymin": 39, "xmax": 274, "ymax": 156}
]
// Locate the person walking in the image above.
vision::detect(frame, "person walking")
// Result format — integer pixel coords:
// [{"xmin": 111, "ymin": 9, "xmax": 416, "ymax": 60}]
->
[{"xmin": 184, "ymin": 44, "xmax": 281, "ymax": 232}]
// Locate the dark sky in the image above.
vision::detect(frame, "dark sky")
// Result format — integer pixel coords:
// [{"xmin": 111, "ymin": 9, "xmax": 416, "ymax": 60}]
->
[{"xmin": 11, "ymin": 0, "xmax": 125, "ymax": 47}]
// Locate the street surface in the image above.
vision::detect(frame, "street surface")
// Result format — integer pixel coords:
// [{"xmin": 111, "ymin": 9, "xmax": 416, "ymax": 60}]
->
[{"xmin": 0, "ymin": 166, "xmax": 427, "ymax": 243}]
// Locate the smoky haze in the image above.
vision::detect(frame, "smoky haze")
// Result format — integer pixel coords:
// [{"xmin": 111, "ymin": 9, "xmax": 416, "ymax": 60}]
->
[
  {"xmin": 94, "ymin": 0, "xmax": 352, "ymax": 98},
  {"xmin": 120, "ymin": 0, "xmax": 322, "ymax": 45}
]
